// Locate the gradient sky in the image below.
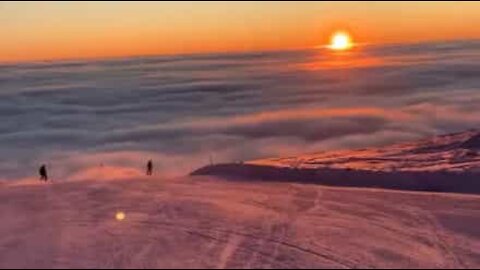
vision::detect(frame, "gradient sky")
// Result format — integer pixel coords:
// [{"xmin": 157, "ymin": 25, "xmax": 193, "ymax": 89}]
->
[{"xmin": 1, "ymin": 1, "xmax": 480, "ymax": 62}]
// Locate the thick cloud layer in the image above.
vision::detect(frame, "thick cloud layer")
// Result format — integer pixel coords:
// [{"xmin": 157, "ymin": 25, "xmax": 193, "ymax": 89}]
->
[{"xmin": 1, "ymin": 40, "xmax": 479, "ymax": 180}]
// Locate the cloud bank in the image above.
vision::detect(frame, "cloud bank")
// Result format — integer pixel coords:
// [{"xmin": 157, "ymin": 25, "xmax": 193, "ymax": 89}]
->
[{"xmin": 1, "ymin": 40, "xmax": 479, "ymax": 181}]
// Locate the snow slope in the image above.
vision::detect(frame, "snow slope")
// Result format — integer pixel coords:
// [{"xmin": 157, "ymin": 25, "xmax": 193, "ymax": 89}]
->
[
  {"xmin": 1, "ymin": 177, "xmax": 479, "ymax": 268},
  {"xmin": 249, "ymin": 130, "xmax": 480, "ymax": 173},
  {"xmin": 192, "ymin": 131, "xmax": 480, "ymax": 195}
]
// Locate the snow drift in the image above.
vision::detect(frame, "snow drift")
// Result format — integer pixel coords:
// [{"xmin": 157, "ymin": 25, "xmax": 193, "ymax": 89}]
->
[{"xmin": 192, "ymin": 131, "xmax": 480, "ymax": 195}]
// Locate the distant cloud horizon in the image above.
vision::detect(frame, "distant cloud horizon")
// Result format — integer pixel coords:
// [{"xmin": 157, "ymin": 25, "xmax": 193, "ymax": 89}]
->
[{"xmin": 0, "ymin": 40, "xmax": 479, "ymax": 181}]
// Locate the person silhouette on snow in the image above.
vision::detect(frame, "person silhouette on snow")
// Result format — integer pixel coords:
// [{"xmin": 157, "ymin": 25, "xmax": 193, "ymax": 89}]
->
[
  {"xmin": 39, "ymin": 165, "xmax": 48, "ymax": 182},
  {"xmin": 146, "ymin": 160, "xmax": 153, "ymax": 176}
]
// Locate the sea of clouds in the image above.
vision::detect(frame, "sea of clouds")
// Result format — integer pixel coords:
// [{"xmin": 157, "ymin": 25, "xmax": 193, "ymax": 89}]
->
[{"xmin": 1, "ymin": 40, "xmax": 479, "ymax": 181}]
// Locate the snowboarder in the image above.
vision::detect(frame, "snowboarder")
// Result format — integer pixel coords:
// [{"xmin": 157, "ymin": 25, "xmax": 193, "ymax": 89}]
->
[
  {"xmin": 39, "ymin": 165, "xmax": 48, "ymax": 182},
  {"xmin": 146, "ymin": 160, "xmax": 153, "ymax": 176}
]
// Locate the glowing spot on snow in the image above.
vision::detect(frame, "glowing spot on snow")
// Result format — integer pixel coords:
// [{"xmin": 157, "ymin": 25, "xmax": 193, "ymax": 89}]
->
[{"xmin": 115, "ymin": 211, "xmax": 126, "ymax": 221}]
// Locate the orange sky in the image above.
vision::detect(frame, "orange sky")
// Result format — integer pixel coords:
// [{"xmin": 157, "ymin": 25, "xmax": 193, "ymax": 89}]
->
[{"xmin": 1, "ymin": 1, "xmax": 480, "ymax": 63}]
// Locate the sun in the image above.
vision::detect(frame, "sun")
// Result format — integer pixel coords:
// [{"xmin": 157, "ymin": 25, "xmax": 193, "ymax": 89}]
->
[{"xmin": 328, "ymin": 31, "xmax": 354, "ymax": 51}]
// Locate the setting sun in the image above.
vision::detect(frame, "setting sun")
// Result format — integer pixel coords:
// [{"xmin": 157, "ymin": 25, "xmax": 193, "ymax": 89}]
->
[{"xmin": 328, "ymin": 31, "xmax": 354, "ymax": 51}]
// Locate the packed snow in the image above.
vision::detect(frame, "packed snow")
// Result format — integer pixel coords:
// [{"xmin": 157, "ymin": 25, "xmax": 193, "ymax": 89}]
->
[
  {"xmin": 2, "ymin": 131, "xmax": 480, "ymax": 268},
  {"xmin": 1, "ymin": 176, "xmax": 479, "ymax": 268},
  {"xmin": 249, "ymin": 130, "xmax": 480, "ymax": 173}
]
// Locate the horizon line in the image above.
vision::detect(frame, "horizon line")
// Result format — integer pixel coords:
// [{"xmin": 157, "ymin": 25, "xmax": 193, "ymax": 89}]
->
[{"xmin": 1, "ymin": 37, "xmax": 479, "ymax": 66}]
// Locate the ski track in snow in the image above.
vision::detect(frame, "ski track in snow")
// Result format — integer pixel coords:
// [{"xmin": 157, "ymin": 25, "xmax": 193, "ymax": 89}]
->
[{"xmin": 1, "ymin": 176, "xmax": 480, "ymax": 268}]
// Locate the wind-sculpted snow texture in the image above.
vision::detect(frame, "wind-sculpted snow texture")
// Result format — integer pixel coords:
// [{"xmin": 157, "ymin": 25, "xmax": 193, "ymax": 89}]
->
[
  {"xmin": 1, "ymin": 177, "xmax": 479, "ymax": 268},
  {"xmin": 249, "ymin": 130, "xmax": 480, "ymax": 173}
]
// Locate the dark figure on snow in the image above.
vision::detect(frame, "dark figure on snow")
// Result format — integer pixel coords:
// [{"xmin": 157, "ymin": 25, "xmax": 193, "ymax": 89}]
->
[
  {"xmin": 146, "ymin": 160, "xmax": 153, "ymax": 176},
  {"xmin": 39, "ymin": 165, "xmax": 48, "ymax": 182}
]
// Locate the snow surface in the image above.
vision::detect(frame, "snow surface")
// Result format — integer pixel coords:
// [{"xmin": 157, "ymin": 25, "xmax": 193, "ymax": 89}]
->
[
  {"xmin": 1, "ymin": 176, "xmax": 479, "ymax": 268},
  {"xmin": 249, "ymin": 130, "xmax": 480, "ymax": 173}
]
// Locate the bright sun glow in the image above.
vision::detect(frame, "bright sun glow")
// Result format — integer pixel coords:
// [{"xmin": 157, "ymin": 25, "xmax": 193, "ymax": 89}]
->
[
  {"xmin": 116, "ymin": 211, "xmax": 126, "ymax": 221},
  {"xmin": 328, "ymin": 31, "xmax": 354, "ymax": 51}
]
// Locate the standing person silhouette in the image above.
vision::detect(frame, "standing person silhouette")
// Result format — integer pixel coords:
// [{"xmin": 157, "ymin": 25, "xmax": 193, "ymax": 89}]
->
[
  {"xmin": 146, "ymin": 160, "xmax": 153, "ymax": 176},
  {"xmin": 39, "ymin": 165, "xmax": 48, "ymax": 182}
]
